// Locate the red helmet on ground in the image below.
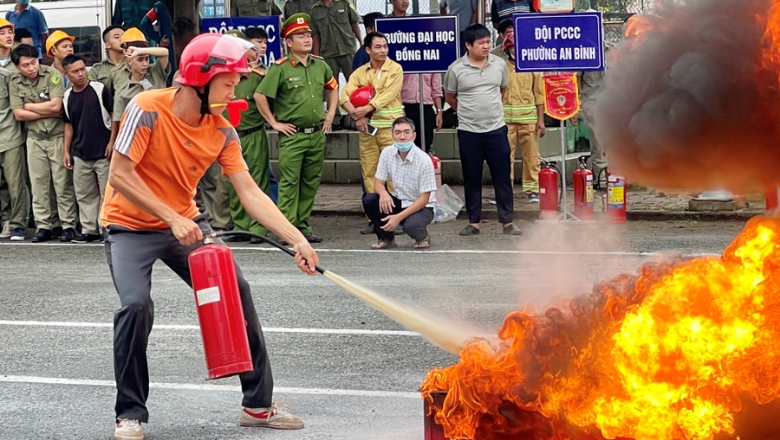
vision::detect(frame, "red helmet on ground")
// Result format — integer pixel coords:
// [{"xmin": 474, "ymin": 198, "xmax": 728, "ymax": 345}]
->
[
  {"xmin": 175, "ymin": 33, "xmax": 253, "ymax": 87},
  {"xmin": 350, "ymin": 86, "xmax": 375, "ymax": 108}
]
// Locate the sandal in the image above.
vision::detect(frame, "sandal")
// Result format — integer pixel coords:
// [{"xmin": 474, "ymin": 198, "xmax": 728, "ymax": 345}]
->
[
  {"xmin": 371, "ymin": 240, "xmax": 397, "ymax": 250},
  {"xmin": 413, "ymin": 237, "xmax": 431, "ymax": 249}
]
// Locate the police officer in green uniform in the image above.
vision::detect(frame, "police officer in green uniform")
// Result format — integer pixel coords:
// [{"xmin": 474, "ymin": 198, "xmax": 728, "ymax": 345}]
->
[
  {"xmin": 223, "ymin": 29, "xmax": 274, "ymax": 243},
  {"xmin": 9, "ymin": 44, "xmax": 78, "ymax": 243},
  {"xmin": 256, "ymin": 13, "xmax": 339, "ymax": 243}
]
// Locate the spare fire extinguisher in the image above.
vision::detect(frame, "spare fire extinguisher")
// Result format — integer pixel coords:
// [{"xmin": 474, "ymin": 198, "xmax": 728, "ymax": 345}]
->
[
  {"xmin": 606, "ymin": 171, "xmax": 627, "ymax": 224},
  {"xmin": 539, "ymin": 161, "xmax": 559, "ymax": 219},
  {"xmin": 765, "ymin": 185, "xmax": 780, "ymax": 211},
  {"xmin": 430, "ymin": 154, "xmax": 442, "ymax": 193},
  {"xmin": 188, "ymin": 235, "xmax": 254, "ymax": 379},
  {"xmin": 573, "ymin": 156, "xmax": 595, "ymax": 220}
]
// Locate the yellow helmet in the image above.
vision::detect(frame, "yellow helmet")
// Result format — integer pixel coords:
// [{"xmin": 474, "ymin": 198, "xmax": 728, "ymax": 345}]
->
[
  {"xmin": 0, "ymin": 19, "xmax": 14, "ymax": 32},
  {"xmin": 120, "ymin": 27, "xmax": 147, "ymax": 46},
  {"xmin": 46, "ymin": 30, "xmax": 75, "ymax": 56}
]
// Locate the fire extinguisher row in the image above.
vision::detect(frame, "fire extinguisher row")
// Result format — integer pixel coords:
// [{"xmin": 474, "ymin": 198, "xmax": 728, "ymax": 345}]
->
[{"xmin": 538, "ymin": 156, "xmax": 627, "ymax": 224}]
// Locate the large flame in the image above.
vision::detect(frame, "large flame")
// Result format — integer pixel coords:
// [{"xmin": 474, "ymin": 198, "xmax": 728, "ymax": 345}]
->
[{"xmin": 421, "ymin": 216, "xmax": 780, "ymax": 440}]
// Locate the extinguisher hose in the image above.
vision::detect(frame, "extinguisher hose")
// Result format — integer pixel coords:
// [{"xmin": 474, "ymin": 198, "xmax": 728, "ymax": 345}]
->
[{"xmin": 214, "ymin": 231, "xmax": 325, "ymax": 274}]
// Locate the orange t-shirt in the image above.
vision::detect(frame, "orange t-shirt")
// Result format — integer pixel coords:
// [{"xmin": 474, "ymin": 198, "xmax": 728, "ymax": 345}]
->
[{"xmin": 101, "ymin": 88, "xmax": 248, "ymax": 231}]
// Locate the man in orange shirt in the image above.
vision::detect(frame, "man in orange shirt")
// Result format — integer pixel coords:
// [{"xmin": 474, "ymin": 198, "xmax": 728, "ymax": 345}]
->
[{"xmin": 102, "ymin": 33, "xmax": 318, "ymax": 440}]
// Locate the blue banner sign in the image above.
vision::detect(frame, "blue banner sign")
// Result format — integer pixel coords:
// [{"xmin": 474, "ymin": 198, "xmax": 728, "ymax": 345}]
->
[
  {"xmin": 513, "ymin": 12, "xmax": 604, "ymax": 72},
  {"xmin": 374, "ymin": 15, "xmax": 460, "ymax": 74},
  {"xmin": 202, "ymin": 16, "xmax": 283, "ymax": 68}
]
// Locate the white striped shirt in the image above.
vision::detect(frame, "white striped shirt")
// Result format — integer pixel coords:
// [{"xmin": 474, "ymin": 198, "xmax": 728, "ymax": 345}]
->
[{"xmin": 375, "ymin": 146, "xmax": 437, "ymax": 208}]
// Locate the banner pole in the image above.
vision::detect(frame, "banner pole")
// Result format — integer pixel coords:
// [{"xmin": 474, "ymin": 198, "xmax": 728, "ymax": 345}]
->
[{"xmin": 419, "ymin": 74, "xmax": 426, "ymax": 151}]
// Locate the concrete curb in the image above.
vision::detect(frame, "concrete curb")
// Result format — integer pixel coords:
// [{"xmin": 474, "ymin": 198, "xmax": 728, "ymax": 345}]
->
[{"xmin": 311, "ymin": 208, "xmax": 761, "ymax": 221}]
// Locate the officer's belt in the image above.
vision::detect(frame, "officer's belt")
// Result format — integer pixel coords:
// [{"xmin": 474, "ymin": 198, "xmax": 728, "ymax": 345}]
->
[
  {"xmin": 280, "ymin": 124, "xmax": 321, "ymax": 135},
  {"xmin": 237, "ymin": 126, "xmax": 264, "ymax": 138}
]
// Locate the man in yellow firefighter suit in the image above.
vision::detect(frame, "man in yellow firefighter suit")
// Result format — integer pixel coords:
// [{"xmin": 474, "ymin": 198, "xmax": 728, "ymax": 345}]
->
[
  {"xmin": 501, "ymin": 31, "xmax": 545, "ymax": 202},
  {"xmin": 340, "ymin": 32, "xmax": 404, "ymax": 196}
]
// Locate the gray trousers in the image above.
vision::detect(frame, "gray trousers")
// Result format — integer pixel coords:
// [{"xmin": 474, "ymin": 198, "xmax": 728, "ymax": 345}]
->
[
  {"xmin": 73, "ymin": 157, "xmax": 109, "ymax": 235},
  {"xmin": 104, "ymin": 217, "xmax": 274, "ymax": 422}
]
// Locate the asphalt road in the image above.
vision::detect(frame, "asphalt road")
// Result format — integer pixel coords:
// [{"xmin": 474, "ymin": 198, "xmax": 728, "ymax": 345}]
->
[{"xmin": 0, "ymin": 216, "xmax": 749, "ymax": 440}]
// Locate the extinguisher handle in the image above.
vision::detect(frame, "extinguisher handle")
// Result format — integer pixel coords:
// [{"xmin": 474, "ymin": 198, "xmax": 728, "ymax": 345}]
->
[{"xmin": 214, "ymin": 231, "xmax": 325, "ymax": 274}]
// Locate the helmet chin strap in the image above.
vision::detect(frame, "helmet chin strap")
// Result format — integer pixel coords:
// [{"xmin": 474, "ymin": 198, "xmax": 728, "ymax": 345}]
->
[{"xmin": 196, "ymin": 83, "xmax": 211, "ymax": 116}]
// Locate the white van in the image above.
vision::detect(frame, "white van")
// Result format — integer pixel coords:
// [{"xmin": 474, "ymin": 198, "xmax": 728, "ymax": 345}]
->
[{"xmin": 1, "ymin": 0, "xmax": 107, "ymax": 66}]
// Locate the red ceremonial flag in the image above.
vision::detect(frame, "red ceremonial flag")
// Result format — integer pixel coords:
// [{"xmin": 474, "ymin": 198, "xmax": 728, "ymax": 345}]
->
[{"xmin": 542, "ymin": 73, "xmax": 580, "ymax": 120}]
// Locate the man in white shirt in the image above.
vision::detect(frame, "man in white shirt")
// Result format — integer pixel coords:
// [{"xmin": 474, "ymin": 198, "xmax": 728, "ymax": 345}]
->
[{"xmin": 362, "ymin": 117, "xmax": 436, "ymax": 249}]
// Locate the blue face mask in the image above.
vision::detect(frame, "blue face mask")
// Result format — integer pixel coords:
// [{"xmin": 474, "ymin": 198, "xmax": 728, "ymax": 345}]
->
[
  {"xmin": 395, "ymin": 141, "xmax": 414, "ymax": 152},
  {"xmin": 18, "ymin": 0, "xmax": 30, "ymax": 5}
]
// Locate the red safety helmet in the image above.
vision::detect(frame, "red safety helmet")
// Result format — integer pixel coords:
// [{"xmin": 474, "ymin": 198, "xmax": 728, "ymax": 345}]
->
[
  {"xmin": 349, "ymin": 86, "xmax": 375, "ymax": 108},
  {"xmin": 502, "ymin": 31, "xmax": 515, "ymax": 51},
  {"xmin": 175, "ymin": 33, "xmax": 253, "ymax": 87}
]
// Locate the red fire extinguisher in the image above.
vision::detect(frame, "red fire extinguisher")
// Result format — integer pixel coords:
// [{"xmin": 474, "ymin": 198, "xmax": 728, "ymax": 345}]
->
[
  {"xmin": 189, "ymin": 235, "xmax": 254, "ymax": 379},
  {"xmin": 765, "ymin": 185, "xmax": 780, "ymax": 211},
  {"xmin": 606, "ymin": 172, "xmax": 627, "ymax": 224},
  {"xmin": 430, "ymin": 154, "xmax": 442, "ymax": 193},
  {"xmin": 539, "ymin": 161, "xmax": 559, "ymax": 219},
  {"xmin": 573, "ymin": 156, "xmax": 595, "ymax": 220}
]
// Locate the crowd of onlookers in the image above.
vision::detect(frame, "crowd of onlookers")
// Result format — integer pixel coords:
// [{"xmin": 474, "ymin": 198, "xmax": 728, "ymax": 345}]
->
[{"xmin": 0, "ymin": 0, "xmax": 604, "ymax": 248}]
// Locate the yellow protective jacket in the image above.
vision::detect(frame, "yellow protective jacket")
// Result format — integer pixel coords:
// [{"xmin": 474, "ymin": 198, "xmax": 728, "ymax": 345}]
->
[
  {"xmin": 502, "ymin": 57, "xmax": 543, "ymax": 124},
  {"xmin": 339, "ymin": 58, "xmax": 404, "ymax": 128}
]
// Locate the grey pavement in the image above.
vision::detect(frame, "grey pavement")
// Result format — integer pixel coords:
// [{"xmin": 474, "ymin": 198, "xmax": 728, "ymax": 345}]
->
[{"xmin": 0, "ymin": 216, "xmax": 749, "ymax": 439}]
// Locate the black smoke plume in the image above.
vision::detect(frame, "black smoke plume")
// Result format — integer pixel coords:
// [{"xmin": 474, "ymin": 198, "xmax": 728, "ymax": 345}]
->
[{"xmin": 588, "ymin": 0, "xmax": 780, "ymax": 193}]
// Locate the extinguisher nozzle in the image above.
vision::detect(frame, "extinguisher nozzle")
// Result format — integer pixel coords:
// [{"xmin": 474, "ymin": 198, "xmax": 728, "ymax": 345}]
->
[{"xmin": 214, "ymin": 230, "xmax": 326, "ymax": 275}]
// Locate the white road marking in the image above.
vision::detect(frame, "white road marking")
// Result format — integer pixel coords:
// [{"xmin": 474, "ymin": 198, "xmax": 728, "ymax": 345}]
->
[
  {"xmin": 0, "ymin": 320, "xmax": 420, "ymax": 337},
  {"xmin": 0, "ymin": 375, "xmax": 421, "ymax": 399},
  {"xmin": 0, "ymin": 242, "xmax": 715, "ymax": 257}
]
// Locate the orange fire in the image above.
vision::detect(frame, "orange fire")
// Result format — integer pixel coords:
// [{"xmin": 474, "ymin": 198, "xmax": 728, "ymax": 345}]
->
[{"xmin": 421, "ymin": 216, "xmax": 780, "ymax": 440}]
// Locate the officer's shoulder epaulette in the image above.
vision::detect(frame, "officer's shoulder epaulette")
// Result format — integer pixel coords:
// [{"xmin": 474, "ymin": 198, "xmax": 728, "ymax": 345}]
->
[
  {"xmin": 251, "ymin": 67, "xmax": 266, "ymax": 77},
  {"xmin": 311, "ymin": 54, "xmax": 324, "ymax": 60},
  {"xmin": 274, "ymin": 57, "xmax": 288, "ymax": 65}
]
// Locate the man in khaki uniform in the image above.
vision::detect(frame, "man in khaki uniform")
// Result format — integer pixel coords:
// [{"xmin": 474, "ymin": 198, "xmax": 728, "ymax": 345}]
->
[
  {"xmin": 0, "ymin": 64, "xmax": 28, "ymax": 240},
  {"xmin": 0, "ymin": 18, "xmax": 14, "ymax": 68},
  {"xmin": 112, "ymin": 42, "xmax": 170, "ymax": 122},
  {"xmin": 88, "ymin": 25, "xmax": 125, "ymax": 87},
  {"xmin": 310, "ymin": 0, "xmax": 361, "ymax": 83},
  {"xmin": 45, "ymin": 30, "xmax": 74, "ymax": 80},
  {"xmin": 104, "ymin": 28, "xmax": 165, "ymax": 96},
  {"xmin": 111, "ymin": 28, "xmax": 169, "ymax": 126},
  {"xmin": 232, "ymin": 0, "xmax": 282, "ymax": 16},
  {"xmin": 10, "ymin": 44, "xmax": 77, "ymax": 243}
]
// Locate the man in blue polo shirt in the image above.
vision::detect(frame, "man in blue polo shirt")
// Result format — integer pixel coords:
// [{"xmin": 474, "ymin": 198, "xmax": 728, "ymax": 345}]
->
[{"xmin": 5, "ymin": 0, "xmax": 47, "ymax": 58}]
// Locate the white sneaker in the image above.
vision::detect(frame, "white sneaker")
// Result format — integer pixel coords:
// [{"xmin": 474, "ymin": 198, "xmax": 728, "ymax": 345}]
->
[
  {"xmin": 239, "ymin": 402, "xmax": 304, "ymax": 430},
  {"xmin": 0, "ymin": 221, "xmax": 10, "ymax": 239},
  {"xmin": 114, "ymin": 418, "xmax": 143, "ymax": 440}
]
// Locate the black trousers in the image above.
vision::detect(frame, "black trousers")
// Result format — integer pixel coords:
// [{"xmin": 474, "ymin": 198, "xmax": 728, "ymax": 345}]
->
[
  {"xmin": 403, "ymin": 102, "xmax": 436, "ymax": 153},
  {"xmin": 362, "ymin": 193, "xmax": 433, "ymax": 241},
  {"xmin": 457, "ymin": 126, "xmax": 514, "ymax": 224},
  {"xmin": 104, "ymin": 217, "xmax": 273, "ymax": 422}
]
